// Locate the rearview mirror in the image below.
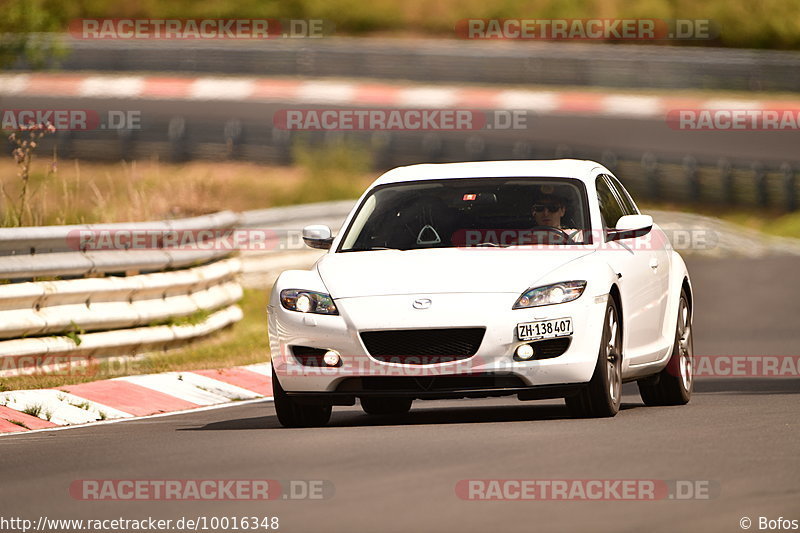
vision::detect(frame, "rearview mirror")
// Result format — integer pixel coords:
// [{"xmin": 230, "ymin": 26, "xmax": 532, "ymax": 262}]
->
[
  {"xmin": 302, "ymin": 225, "xmax": 334, "ymax": 250},
  {"xmin": 607, "ymin": 214, "xmax": 653, "ymax": 241}
]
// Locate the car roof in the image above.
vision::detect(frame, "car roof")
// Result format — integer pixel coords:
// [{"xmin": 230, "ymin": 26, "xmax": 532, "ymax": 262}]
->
[{"xmin": 372, "ymin": 159, "xmax": 608, "ymax": 187}]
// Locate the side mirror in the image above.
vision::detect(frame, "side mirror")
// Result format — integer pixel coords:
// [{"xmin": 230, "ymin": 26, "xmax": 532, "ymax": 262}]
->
[
  {"xmin": 607, "ymin": 214, "xmax": 653, "ymax": 241},
  {"xmin": 302, "ymin": 224, "xmax": 334, "ymax": 250}
]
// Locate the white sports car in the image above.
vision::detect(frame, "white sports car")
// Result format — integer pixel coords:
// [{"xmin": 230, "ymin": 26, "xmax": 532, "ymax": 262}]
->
[{"xmin": 268, "ymin": 160, "xmax": 693, "ymax": 427}]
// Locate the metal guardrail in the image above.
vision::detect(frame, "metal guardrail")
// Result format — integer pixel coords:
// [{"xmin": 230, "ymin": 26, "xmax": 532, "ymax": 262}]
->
[
  {"xmin": 0, "ymin": 211, "xmax": 245, "ymax": 375},
  {"xmin": 0, "ymin": 305, "xmax": 243, "ymax": 374},
  {"xmin": 18, "ymin": 37, "xmax": 800, "ymax": 92},
  {"xmin": 0, "ymin": 258, "xmax": 242, "ymax": 339},
  {"xmin": 0, "ymin": 211, "xmax": 240, "ymax": 279}
]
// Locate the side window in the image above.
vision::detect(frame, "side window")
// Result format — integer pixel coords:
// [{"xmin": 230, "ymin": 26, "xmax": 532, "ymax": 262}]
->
[
  {"xmin": 595, "ymin": 176, "xmax": 625, "ymax": 231},
  {"xmin": 605, "ymin": 174, "xmax": 638, "ymax": 215}
]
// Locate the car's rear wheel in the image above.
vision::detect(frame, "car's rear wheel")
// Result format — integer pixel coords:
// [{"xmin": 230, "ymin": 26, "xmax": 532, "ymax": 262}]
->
[
  {"xmin": 361, "ymin": 397, "xmax": 413, "ymax": 416},
  {"xmin": 272, "ymin": 367, "xmax": 332, "ymax": 428},
  {"xmin": 565, "ymin": 298, "xmax": 622, "ymax": 418},
  {"xmin": 637, "ymin": 290, "xmax": 693, "ymax": 406}
]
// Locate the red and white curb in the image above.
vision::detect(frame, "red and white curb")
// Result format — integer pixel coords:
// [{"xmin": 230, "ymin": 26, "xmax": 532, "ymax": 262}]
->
[
  {"xmin": 3, "ymin": 73, "xmax": 799, "ymax": 119},
  {"xmin": 0, "ymin": 363, "xmax": 273, "ymax": 434}
]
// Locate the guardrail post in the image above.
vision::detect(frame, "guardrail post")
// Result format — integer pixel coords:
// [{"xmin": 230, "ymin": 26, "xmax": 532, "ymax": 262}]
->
[
  {"xmin": 421, "ymin": 133, "xmax": 443, "ymax": 160},
  {"xmin": 683, "ymin": 155, "xmax": 699, "ymax": 202},
  {"xmin": 751, "ymin": 162, "xmax": 768, "ymax": 208},
  {"xmin": 512, "ymin": 142, "xmax": 533, "ymax": 160},
  {"xmin": 117, "ymin": 128, "xmax": 134, "ymax": 160},
  {"xmin": 370, "ymin": 132, "xmax": 392, "ymax": 168},
  {"xmin": 641, "ymin": 153, "xmax": 659, "ymax": 200},
  {"xmin": 554, "ymin": 144, "xmax": 572, "ymax": 159},
  {"xmin": 465, "ymin": 136, "xmax": 485, "ymax": 159},
  {"xmin": 56, "ymin": 130, "xmax": 73, "ymax": 159},
  {"xmin": 718, "ymin": 158, "xmax": 734, "ymax": 206},
  {"xmin": 270, "ymin": 127, "xmax": 293, "ymax": 165},
  {"xmin": 168, "ymin": 116, "xmax": 188, "ymax": 162},
  {"xmin": 224, "ymin": 119, "xmax": 244, "ymax": 159},
  {"xmin": 781, "ymin": 163, "xmax": 797, "ymax": 212}
]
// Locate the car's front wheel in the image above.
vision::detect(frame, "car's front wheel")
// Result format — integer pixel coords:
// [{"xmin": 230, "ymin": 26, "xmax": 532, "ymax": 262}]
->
[
  {"xmin": 565, "ymin": 298, "xmax": 623, "ymax": 418},
  {"xmin": 637, "ymin": 289, "xmax": 693, "ymax": 406},
  {"xmin": 272, "ymin": 367, "xmax": 332, "ymax": 428},
  {"xmin": 361, "ymin": 397, "xmax": 413, "ymax": 416}
]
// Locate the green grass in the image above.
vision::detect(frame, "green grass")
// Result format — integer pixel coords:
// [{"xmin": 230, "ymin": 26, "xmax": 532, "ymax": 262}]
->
[{"xmin": 21, "ymin": 404, "xmax": 42, "ymax": 417}]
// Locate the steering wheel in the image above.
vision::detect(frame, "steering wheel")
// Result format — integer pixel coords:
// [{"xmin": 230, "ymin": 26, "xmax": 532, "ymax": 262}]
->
[{"xmin": 529, "ymin": 225, "xmax": 574, "ymax": 245}]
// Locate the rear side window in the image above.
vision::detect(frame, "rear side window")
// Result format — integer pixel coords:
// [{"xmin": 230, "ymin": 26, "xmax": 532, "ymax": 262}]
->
[
  {"xmin": 604, "ymin": 174, "xmax": 639, "ymax": 216},
  {"xmin": 595, "ymin": 176, "xmax": 625, "ymax": 230}
]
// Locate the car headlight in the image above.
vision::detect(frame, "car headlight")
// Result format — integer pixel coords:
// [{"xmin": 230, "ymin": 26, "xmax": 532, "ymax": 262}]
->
[
  {"xmin": 513, "ymin": 281, "xmax": 587, "ymax": 309},
  {"xmin": 280, "ymin": 289, "xmax": 339, "ymax": 315}
]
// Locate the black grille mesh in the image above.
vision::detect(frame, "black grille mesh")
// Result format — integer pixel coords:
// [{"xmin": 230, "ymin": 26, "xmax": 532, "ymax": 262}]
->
[
  {"xmin": 290, "ymin": 346, "xmax": 328, "ymax": 366},
  {"xmin": 530, "ymin": 337, "xmax": 572, "ymax": 359},
  {"xmin": 360, "ymin": 328, "xmax": 485, "ymax": 364}
]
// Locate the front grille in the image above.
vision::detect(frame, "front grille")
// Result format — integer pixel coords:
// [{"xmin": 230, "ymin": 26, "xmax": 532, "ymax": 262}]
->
[{"xmin": 360, "ymin": 328, "xmax": 485, "ymax": 364}]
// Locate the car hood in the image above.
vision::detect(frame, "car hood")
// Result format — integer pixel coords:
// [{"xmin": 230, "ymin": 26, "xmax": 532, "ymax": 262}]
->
[{"xmin": 316, "ymin": 248, "xmax": 597, "ymax": 298}]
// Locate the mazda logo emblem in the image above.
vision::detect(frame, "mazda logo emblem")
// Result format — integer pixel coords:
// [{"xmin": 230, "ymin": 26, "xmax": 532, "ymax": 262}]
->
[{"xmin": 413, "ymin": 298, "xmax": 432, "ymax": 309}]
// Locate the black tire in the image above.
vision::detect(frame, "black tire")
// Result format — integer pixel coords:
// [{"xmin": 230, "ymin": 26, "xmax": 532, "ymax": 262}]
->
[
  {"xmin": 565, "ymin": 298, "xmax": 623, "ymax": 418},
  {"xmin": 637, "ymin": 289, "xmax": 693, "ymax": 406},
  {"xmin": 361, "ymin": 397, "xmax": 413, "ymax": 416},
  {"xmin": 272, "ymin": 367, "xmax": 331, "ymax": 428}
]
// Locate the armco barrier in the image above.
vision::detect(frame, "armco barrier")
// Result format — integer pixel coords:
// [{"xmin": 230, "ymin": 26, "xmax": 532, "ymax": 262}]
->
[
  {"xmin": 0, "ymin": 258, "xmax": 242, "ymax": 339},
  {"xmin": 0, "ymin": 211, "xmax": 240, "ymax": 278},
  {"xmin": 0, "ymin": 211, "xmax": 244, "ymax": 376},
  {"xmin": 18, "ymin": 37, "xmax": 800, "ymax": 92}
]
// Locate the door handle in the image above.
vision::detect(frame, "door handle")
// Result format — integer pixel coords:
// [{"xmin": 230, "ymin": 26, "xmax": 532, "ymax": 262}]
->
[{"xmin": 649, "ymin": 258, "xmax": 659, "ymax": 271}]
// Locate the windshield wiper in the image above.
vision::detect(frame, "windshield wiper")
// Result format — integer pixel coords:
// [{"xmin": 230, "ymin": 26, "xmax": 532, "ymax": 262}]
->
[
  {"xmin": 474, "ymin": 242, "xmax": 511, "ymax": 248},
  {"xmin": 342, "ymin": 246, "xmax": 402, "ymax": 252}
]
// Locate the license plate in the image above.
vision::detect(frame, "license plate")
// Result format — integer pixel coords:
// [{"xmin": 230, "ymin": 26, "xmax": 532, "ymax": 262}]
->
[{"xmin": 517, "ymin": 318, "xmax": 573, "ymax": 341}]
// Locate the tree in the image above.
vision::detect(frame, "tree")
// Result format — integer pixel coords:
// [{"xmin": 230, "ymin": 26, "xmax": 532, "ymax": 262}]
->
[{"xmin": 0, "ymin": 0, "xmax": 63, "ymax": 69}]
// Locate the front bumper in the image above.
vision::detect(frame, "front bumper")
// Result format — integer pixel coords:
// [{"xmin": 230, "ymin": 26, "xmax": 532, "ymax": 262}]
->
[{"xmin": 268, "ymin": 292, "xmax": 607, "ymax": 394}]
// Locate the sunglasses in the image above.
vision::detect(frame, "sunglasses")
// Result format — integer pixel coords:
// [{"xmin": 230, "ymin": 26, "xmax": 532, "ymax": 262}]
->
[{"xmin": 532, "ymin": 204, "xmax": 563, "ymax": 213}]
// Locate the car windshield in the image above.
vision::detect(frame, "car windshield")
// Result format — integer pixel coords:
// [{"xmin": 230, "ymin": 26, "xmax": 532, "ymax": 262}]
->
[{"xmin": 338, "ymin": 177, "xmax": 591, "ymax": 251}]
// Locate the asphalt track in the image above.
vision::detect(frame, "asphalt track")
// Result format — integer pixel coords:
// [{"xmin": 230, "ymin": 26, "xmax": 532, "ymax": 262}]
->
[
  {"xmin": 3, "ymin": 95, "xmax": 800, "ymax": 165},
  {"xmin": 0, "ymin": 255, "xmax": 798, "ymax": 533}
]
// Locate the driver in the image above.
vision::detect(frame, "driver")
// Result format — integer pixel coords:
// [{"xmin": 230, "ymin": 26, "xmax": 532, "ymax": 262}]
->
[
  {"xmin": 531, "ymin": 194, "xmax": 567, "ymax": 228},
  {"xmin": 529, "ymin": 193, "xmax": 583, "ymax": 243}
]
